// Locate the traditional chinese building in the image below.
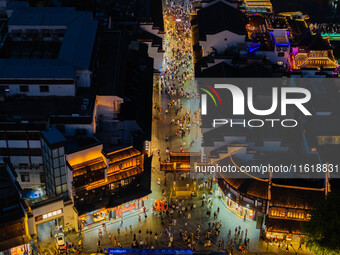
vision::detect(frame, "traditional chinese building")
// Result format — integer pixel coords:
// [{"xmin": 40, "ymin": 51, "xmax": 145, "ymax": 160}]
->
[
  {"xmin": 266, "ymin": 185, "xmax": 324, "ymax": 240},
  {"xmin": 66, "ymin": 144, "xmax": 149, "ymax": 230},
  {"xmin": 213, "ymin": 154, "xmax": 327, "ymax": 242},
  {"xmin": 160, "ymin": 151, "xmax": 201, "ymax": 173},
  {"xmin": 291, "ymin": 32, "xmax": 339, "ymax": 70},
  {"xmin": 241, "ymin": 0, "xmax": 273, "ymax": 14}
]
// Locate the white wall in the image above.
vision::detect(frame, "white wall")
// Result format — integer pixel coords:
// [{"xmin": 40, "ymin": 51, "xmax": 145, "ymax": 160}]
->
[
  {"xmin": 140, "ymin": 24, "xmax": 164, "ymax": 39},
  {"xmin": 204, "ymin": 135, "xmax": 247, "ymax": 156},
  {"xmin": 94, "ymin": 95, "xmax": 124, "ymax": 117},
  {"xmin": 17, "ymin": 168, "xmax": 43, "ymax": 190},
  {"xmin": 200, "ymin": 30, "xmax": 245, "ymax": 56},
  {"xmin": 66, "ymin": 163, "xmax": 74, "ymax": 203},
  {"xmin": 7, "ymin": 140, "xmax": 28, "ymax": 148},
  {"xmin": 63, "ymin": 203, "xmax": 78, "ymax": 232},
  {"xmin": 6, "ymin": 84, "xmax": 75, "ymax": 96},
  {"xmin": 8, "ymin": 25, "xmax": 67, "ymax": 33},
  {"xmin": 143, "ymin": 41, "xmax": 163, "ymax": 72},
  {"xmin": 29, "ymin": 140, "xmax": 41, "ymax": 148},
  {"xmin": 0, "ymin": 137, "xmax": 44, "ymax": 189}
]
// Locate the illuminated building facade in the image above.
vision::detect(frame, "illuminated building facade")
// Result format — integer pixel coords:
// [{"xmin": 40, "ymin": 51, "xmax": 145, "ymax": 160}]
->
[
  {"xmin": 66, "ymin": 143, "xmax": 148, "ymax": 229},
  {"xmin": 160, "ymin": 152, "xmax": 201, "ymax": 173},
  {"xmin": 215, "ymin": 157, "xmax": 326, "ymax": 242},
  {"xmin": 291, "ymin": 33, "xmax": 339, "ymax": 70},
  {"xmin": 217, "ymin": 177, "xmax": 267, "ymax": 222},
  {"xmin": 201, "ymin": 121, "xmax": 329, "ymax": 241},
  {"xmin": 266, "ymin": 186, "xmax": 324, "ymax": 241},
  {"xmin": 241, "ymin": 0, "xmax": 273, "ymax": 14}
]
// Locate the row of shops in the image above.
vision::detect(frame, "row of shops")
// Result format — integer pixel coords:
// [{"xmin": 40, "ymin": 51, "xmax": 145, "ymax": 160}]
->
[
  {"xmin": 215, "ymin": 176, "xmax": 325, "ymax": 243},
  {"xmin": 0, "ymin": 196, "xmax": 148, "ymax": 255},
  {"xmin": 214, "ymin": 180, "xmax": 257, "ymax": 221},
  {"xmin": 79, "ymin": 197, "xmax": 148, "ymax": 230}
]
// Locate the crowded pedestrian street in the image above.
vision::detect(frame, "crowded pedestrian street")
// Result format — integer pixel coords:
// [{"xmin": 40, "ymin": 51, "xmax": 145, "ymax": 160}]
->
[
  {"xmin": 1, "ymin": 0, "xmax": 339, "ymax": 254},
  {"xmin": 36, "ymin": 0, "xmax": 314, "ymax": 254},
  {"xmin": 152, "ymin": 0, "xmax": 201, "ymax": 158}
]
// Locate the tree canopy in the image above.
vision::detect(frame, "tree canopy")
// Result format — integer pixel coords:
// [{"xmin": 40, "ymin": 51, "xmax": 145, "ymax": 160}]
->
[{"xmin": 302, "ymin": 193, "xmax": 340, "ymax": 255}]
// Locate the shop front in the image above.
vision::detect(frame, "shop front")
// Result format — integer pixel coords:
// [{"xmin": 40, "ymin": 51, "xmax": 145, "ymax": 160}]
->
[
  {"xmin": 154, "ymin": 200, "xmax": 169, "ymax": 211},
  {"xmin": 265, "ymin": 218, "xmax": 302, "ymax": 243},
  {"xmin": 78, "ymin": 196, "xmax": 148, "ymax": 230},
  {"xmin": 215, "ymin": 182, "xmax": 256, "ymax": 221},
  {"xmin": 0, "ymin": 244, "xmax": 31, "ymax": 255},
  {"xmin": 265, "ymin": 230, "xmax": 302, "ymax": 245},
  {"xmin": 223, "ymin": 195, "xmax": 255, "ymax": 220},
  {"xmin": 266, "ymin": 231, "xmax": 290, "ymax": 242}
]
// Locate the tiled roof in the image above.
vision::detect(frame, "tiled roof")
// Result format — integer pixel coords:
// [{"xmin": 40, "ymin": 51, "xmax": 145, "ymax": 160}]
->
[
  {"xmin": 197, "ymin": 1, "xmax": 247, "ymax": 40},
  {"xmin": 106, "ymin": 146, "xmax": 141, "ymax": 164},
  {"xmin": 70, "ymin": 157, "xmax": 107, "ymax": 176}
]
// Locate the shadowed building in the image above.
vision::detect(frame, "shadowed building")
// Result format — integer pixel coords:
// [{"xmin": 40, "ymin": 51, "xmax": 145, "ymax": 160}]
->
[
  {"xmin": 291, "ymin": 32, "xmax": 339, "ymax": 70},
  {"xmin": 0, "ymin": 159, "xmax": 30, "ymax": 254}
]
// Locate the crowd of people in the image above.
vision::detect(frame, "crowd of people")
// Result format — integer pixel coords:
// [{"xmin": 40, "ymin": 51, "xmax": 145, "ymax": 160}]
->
[
  {"xmin": 93, "ymin": 0, "xmax": 250, "ymax": 253},
  {"xmin": 92, "ymin": 192, "xmax": 250, "ymax": 254},
  {"xmin": 152, "ymin": 0, "xmax": 202, "ymax": 154}
]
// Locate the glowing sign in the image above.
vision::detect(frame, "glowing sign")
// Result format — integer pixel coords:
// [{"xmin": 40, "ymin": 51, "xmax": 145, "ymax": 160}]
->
[{"xmin": 36, "ymin": 209, "xmax": 62, "ymax": 222}]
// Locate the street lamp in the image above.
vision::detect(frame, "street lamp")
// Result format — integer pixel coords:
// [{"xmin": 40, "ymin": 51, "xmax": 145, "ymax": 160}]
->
[{"xmin": 290, "ymin": 243, "xmax": 297, "ymax": 255}]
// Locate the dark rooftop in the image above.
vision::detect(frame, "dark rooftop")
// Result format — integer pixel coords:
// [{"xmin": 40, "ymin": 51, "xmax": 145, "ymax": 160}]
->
[
  {"xmin": 96, "ymin": 30, "xmax": 129, "ymax": 96},
  {"xmin": 0, "ymin": 96, "xmax": 93, "ymax": 122},
  {"xmin": 0, "ymin": 160, "xmax": 25, "ymax": 224},
  {"xmin": 270, "ymin": 185, "xmax": 324, "ymax": 209},
  {"xmin": 50, "ymin": 116, "xmax": 93, "ymax": 125},
  {"xmin": 196, "ymin": 1, "xmax": 247, "ymax": 41},
  {"xmin": 307, "ymin": 32, "xmax": 333, "ymax": 51},
  {"xmin": 41, "ymin": 127, "xmax": 66, "ymax": 146},
  {"xmin": 64, "ymin": 135, "xmax": 101, "ymax": 155},
  {"xmin": 309, "ymin": 116, "xmax": 340, "ymax": 137},
  {"xmin": 0, "ymin": 7, "xmax": 98, "ymax": 80}
]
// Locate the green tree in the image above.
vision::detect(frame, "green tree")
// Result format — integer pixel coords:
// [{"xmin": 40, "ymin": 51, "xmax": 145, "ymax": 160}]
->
[{"xmin": 302, "ymin": 193, "xmax": 340, "ymax": 255}]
